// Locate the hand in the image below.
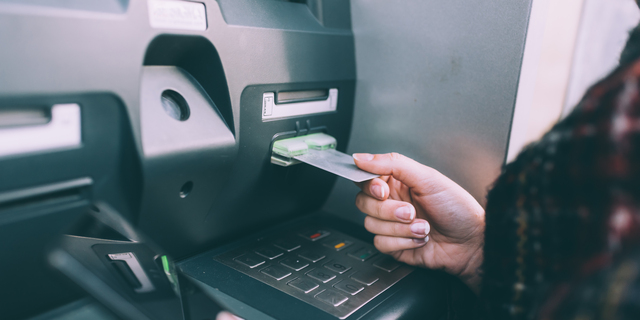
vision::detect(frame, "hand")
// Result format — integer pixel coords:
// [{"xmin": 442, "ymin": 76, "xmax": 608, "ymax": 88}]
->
[
  {"xmin": 216, "ymin": 311, "xmax": 242, "ymax": 320},
  {"xmin": 353, "ymin": 153, "xmax": 485, "ymax": 293}
]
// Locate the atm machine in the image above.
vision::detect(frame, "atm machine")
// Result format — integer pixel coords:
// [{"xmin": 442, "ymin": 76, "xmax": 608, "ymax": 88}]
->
[{"xmin": 0, "ymin": 0, "xmax": 532, "ymax": 319}]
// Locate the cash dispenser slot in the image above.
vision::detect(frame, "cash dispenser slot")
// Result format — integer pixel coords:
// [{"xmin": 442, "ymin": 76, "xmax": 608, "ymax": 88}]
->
[
  {"xmin": 262, "ymin": 88, "xmax": 338, "ymax": 121},
  {"xmin": 0, "ymin": 104, "xmax": 81, "ymax": 158},
  {"xmin": 0, "ymin": 178, "xmax": 91, "ymax": 212}
]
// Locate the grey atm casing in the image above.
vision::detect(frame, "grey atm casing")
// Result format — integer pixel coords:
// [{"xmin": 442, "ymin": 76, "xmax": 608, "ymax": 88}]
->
[
  {"xmin": 0, "ymin": 0, "xmax": 356, "ymax": 317},
  {"xmin": 0, "ymin": 0, "xmax": 532, "ymax": 319}
]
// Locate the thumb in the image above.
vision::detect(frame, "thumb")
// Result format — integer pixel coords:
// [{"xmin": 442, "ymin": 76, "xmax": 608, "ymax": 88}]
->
[{"xmin": 353, "ymin": 153, "xmax": 438, "ymax": 190}]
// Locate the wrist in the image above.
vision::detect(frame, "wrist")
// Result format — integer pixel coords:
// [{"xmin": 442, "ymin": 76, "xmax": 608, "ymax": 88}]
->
[{"xmin": 457, "ymin": 245, "xmax": 483, "ymax": 295}]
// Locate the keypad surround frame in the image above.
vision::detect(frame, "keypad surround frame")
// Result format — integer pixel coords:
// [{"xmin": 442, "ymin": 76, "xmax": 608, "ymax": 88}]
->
[{"xmin": 215, "ymin": 227, "xmax": 414, "ymax": 319}]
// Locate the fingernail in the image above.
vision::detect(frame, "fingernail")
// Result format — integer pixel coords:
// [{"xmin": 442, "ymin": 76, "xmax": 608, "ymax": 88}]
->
[
  {"xmin": 413, "ymin": 236, "xmax": 428, "ymax": 245},
  {"xmin": 410, "ymin": 222, "xmax": 428, "ymax": 236},
  {"xmin": 394, "ymin": 206, "xmax": 415, "ymax": 221},
  {"xmin": 371, "ymin": 185, "xmax": 384, "ymax": 199},
  {"xmin": 353, "ymin": 153, "xmax": 374, "ymax": 161}
]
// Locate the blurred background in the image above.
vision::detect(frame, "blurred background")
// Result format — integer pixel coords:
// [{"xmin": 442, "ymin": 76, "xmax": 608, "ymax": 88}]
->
[{"xmin": 507, "ymin": 0, "xmax": 640, "ymax": 161}]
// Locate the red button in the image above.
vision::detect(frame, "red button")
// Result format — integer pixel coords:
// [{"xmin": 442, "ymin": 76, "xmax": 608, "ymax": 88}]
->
[{"xmin": 310, "ymin": 233, "xmax": 322, "ymax": 239}]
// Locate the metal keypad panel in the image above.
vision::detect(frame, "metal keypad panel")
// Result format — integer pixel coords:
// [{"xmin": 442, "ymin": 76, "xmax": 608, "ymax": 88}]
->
[{"xmin": 215, "ymin": 227, "xmax": 414, "ymax": 319}]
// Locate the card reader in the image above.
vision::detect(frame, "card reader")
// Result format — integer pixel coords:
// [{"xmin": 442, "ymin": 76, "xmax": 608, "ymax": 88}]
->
[
  {"xmin": 271, "ymin": 133, "xmax": 337, "ymax": 166},
  {"xmin": 271, "ymin": 133, "xmax": 377, "ymax": 182}
]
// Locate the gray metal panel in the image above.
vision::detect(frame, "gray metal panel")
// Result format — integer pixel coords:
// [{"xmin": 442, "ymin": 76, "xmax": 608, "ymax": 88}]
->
[
  {"xmin": 0, "ymin": 0, "xmax": 129, "ymax": 14},
  {"xmin": 0, "ymin": 0, "xmax": 354, "ymax": 148},
  {"xmin": 0, "ymin": 0, "xmax": 356, "ymax": 256},
  {"xmin": 139, "ymin": 66, "xmax": 235, "ymax": 158},
  {"xmin": 214, "ymin": 227, "xmax": 414, "ymax": 319},
  {"xmin": 324, "ymin": 0, "xmax": 532, "ymax": 222}
]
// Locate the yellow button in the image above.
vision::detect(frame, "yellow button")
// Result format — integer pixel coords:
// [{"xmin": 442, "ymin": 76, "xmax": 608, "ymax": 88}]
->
[{"xmin": 334, "ymin": 242, "xmax": 345, "ymax": 249}]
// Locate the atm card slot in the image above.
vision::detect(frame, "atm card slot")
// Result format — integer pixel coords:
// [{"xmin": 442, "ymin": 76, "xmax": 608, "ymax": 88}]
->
[{"xmin": 276, "ymin": 89, "xmax": 329, "ymax": 104}]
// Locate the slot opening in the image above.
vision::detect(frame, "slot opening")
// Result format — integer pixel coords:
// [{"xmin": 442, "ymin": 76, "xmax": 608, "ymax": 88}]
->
[
  {"xmin": 0, "ymin": 187, "xmax": 83, "ymax": 212},
  {"xmin": 276, "ymin": 89, "xmax": 329, "ymax": 104},
  {"xmin": 0, "ymin": 178, "xmax": 92, "ymax": 212},
  {"xmin": 0, "ymin": 107, "xmax": 51, "ymax": 128}
]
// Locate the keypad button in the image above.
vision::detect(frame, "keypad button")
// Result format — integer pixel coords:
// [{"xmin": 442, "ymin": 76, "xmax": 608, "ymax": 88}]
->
[
  {"xmin": 288, "ymin": 277, "xmax": 319, "ymax": 293},
  {"xmin": 373, "ymin": 257, "xmax": 400, "ymax": 272},
  {"xmin": 323, "ymin": 260, "xmax": 352, "ymax": 274},
  {"xmin": 255, "ymin": 245, "xmax": 284, "ymax": 260},
  {"xmin": 348, "ymin": 247, "xmax": 378, "ymax": 262},
  {"xmin": 261, "ymin": 265, "xmax": 292, "ymax": 280},
  {"xmin": 334, "ymin": 280, "xmax": 365, "ymax": 295},
  {"xmin": 280, "ymin": 257, "xmax": 310, "ymax": 271},
  {"xmin": 351, "ymin": 270, "xmax": 381, "ymax": 286},
  {"xmin": 322, "ymin": 238, "xmax": 353, "ymax": 251},
  {"xmin": 299, "ymin": 229, "xmax": 331, "ymax": 241},
  {"xmin": 315, "ymin": 289, "xmax": 348, "ymax": 307},
  {"xmin": 234, "ymin": 253, "xmax": 266, "ymax": 268},
  {"xmin": 298, "ymin": 250, "xmax": 326, "ymax": 263},
  {"xmin": 273, "ymin": 238, "xmax": 301, "ymax": 252},
  {"xmin": 306, "ymin": 268, "xmax": 337, "ymax": 283}
]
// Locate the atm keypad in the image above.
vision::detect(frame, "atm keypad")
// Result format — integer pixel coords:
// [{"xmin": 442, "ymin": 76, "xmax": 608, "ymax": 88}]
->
[
  {"xmin": 298, "ymin": 249, "xmax": 325, "ymax": 263},
  {"xmin": 261, "ymin": 265, "xmax": 292, "ymax": 280},
  {"xmin": 348, "ymin": 246, "xmax": 378, "ymax": 262},
  {"xmin": 215, "ymin": 227, "xmax": 414, "ymax": 319},
  {"xmin": 299, "ymin": 229, "xmax": 331, "ymax": 241},
  {"xmin": 351, "ymin": 269, "xmax": 381, "ymax": 286},
  {"xmin": 280, "ymin": 257, "xmax": 310, "ymax": 271},
  {"xmin": 273, "ymin": 238, "xmax": 301, "ymax": 252},
  {"xmin": 334, "ymin": 280, "xmax": 365, "ymax": 295},
  {"xmin": 315, "ymin": 289, "xmax": 348, "ymax": 307},
  {"xmin": 323, "ymin": 260, "xmax": 352, "ymax": 274},
  {"xmin": 373, "ymin": 257, "xmax": 401, "ymax": 272},
  {"xmin": 322, "ymin": 238, "xmax": 353, "ymax": 251},
  {"xmin": 255, "ymin": 245, "xmax": 284, "ymax": 260},
  {"xmin": 233, "ymin": 253, "xmax": 266, "ymax": 268},
  {"xmin": 288, "ymin": 277, "xmax": 319, "ymax": 293},
  {"xmin": 307, "ymin": 268, "xmax": 337, "ymax": 283}
]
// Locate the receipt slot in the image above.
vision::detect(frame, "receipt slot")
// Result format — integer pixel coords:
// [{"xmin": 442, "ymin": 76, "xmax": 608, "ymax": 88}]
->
[{"xmin": 263, "ymin": 89, "xmax": 338, "ymax": 121}]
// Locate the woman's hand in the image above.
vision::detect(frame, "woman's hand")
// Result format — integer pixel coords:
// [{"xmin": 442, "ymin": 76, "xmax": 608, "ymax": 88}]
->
[
  {"xmin": 353, "ymin": 153, "xmax": 485, "ymax": 293},
  {"xmin": 216, "ymin": 311, "xmax": 242, "ymax": 320}
]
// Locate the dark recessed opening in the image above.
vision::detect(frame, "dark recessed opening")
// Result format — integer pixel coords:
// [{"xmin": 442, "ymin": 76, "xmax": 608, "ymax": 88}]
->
[
  {"xmin": 161, "ymin": 90, "xmax": 190, "ymax": 121},
  {"xmin": 180, "ymin": 181, "xmax": 193, "ymax": 198},
  {"xmin": 143, "ymin": 35, "xmax": 234, "ymax": 133}
]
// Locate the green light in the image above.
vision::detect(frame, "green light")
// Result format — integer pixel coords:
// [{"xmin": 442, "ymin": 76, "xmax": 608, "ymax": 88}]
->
[{"xmin": 161, "ymin": 255, "xmax": 170, "ymax": 274}]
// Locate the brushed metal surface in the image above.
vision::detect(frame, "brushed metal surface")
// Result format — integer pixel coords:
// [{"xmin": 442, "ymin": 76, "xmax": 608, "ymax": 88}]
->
[
  {"xmin": 215, "ymin": 227, "xmax": 414, "ymax": 319},
  {"xmin": 324, "ymin": 0, "xmax": 533, "ymax": 222}
]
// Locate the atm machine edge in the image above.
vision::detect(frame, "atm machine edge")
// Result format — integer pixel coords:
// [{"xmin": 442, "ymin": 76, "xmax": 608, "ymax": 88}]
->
[{"xmin": 0, "ymin": 0, "xmax": 531, "ymax": 319}]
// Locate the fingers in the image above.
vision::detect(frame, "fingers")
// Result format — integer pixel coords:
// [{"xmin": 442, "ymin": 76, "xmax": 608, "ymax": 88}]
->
[
  {"xmin": 356, "ymin": 192, "xmax": 415, "ymax": 223},
  {"xmin": 216, "ymin": 312, "xmax": 243, "ymax": 320},
  {"xmin": 364, "ymin": 216, "xmax": 430, "ymax": 239},
  {"xmin": 353, "ymin": 153, "xmax": 437, "ymax": 190},
  {"xmin": 356, "ymin": 177, "xmax": 390, "ymax": 201},
  {"xmin": 374, "ymin": 235, "xmax": 429, "ymax": 253}
]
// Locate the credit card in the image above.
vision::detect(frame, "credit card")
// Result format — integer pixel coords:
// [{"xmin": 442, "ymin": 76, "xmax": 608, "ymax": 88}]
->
[{"xmin": 294, "ymin": 149, "xmax": 378, "ymax": 182}]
